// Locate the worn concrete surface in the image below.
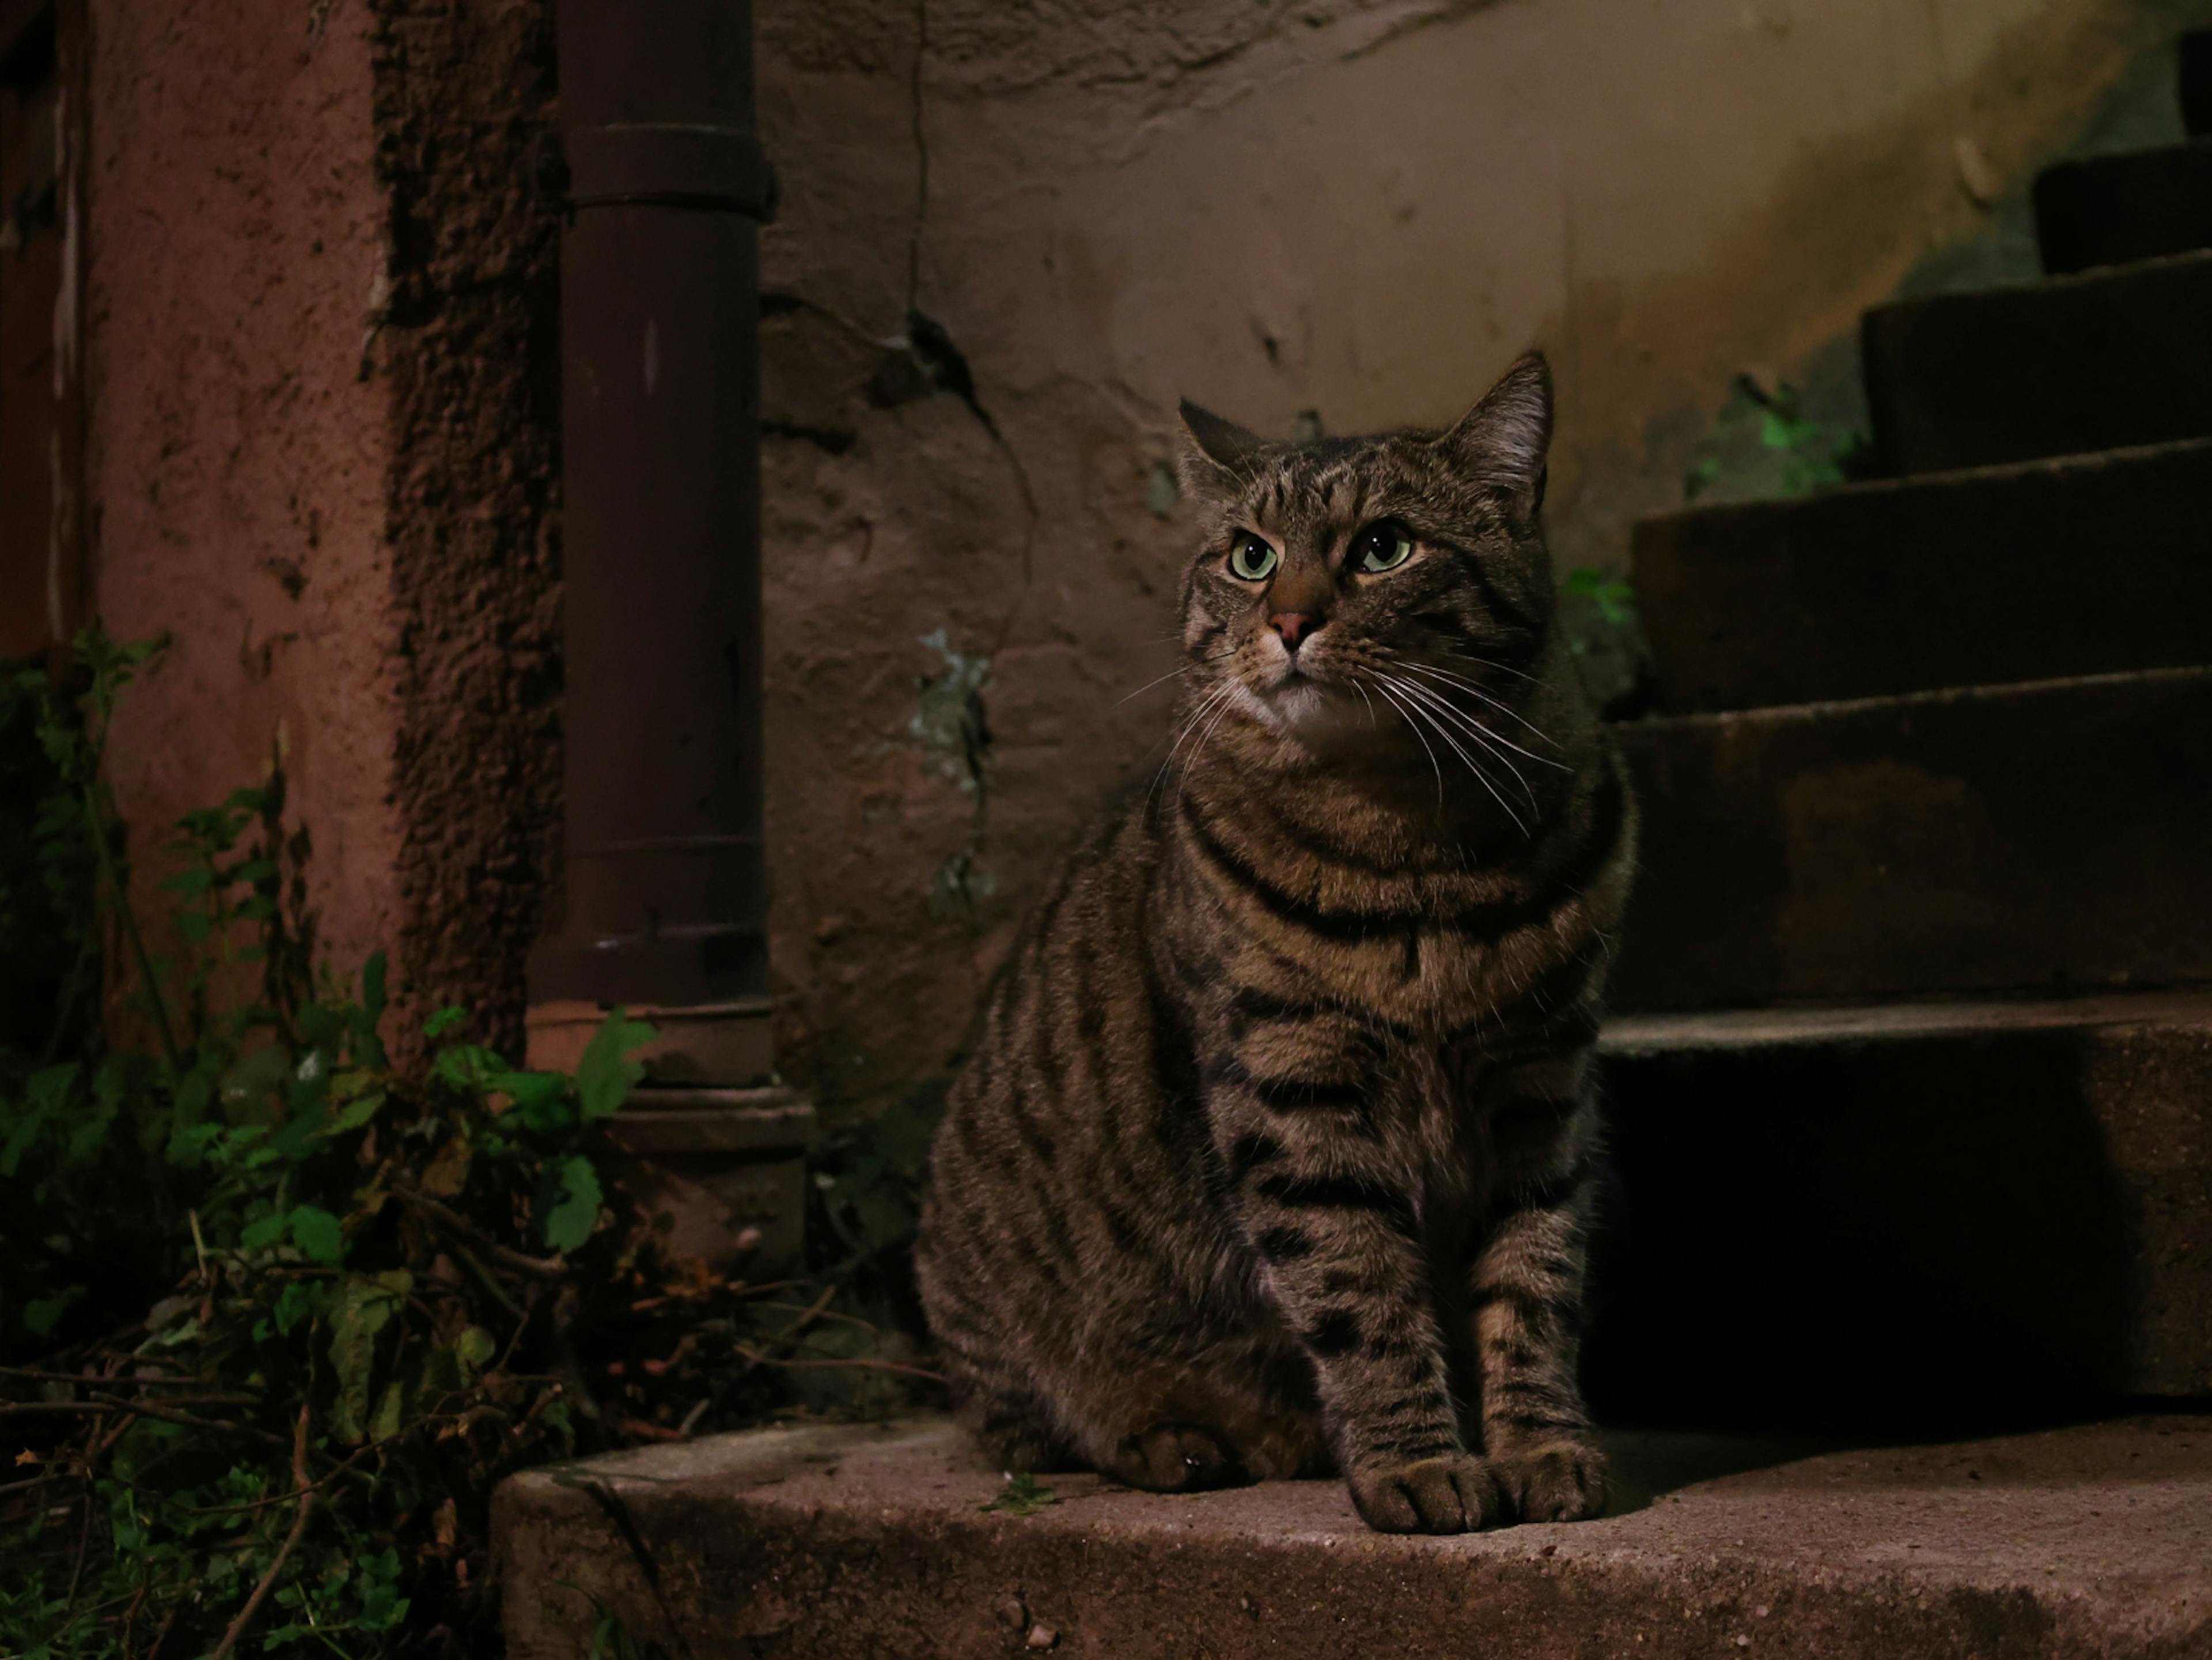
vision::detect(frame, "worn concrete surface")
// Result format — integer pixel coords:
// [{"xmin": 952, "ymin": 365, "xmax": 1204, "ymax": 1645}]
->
[
  {"xmin": 1610, "ymin": 666, "xmax": 2212, "ymax": 1008},
  {"xmin": 1593, "ymin": 993, "xmax": 2212, "ymax": 1411},
  {"xmin": 1631, "ymin": 438, "xmax": 2212, "ymax": 712},
  {"xmin": 495, "ymin": 1413, "xmax": 2212, "ymax": 1658}
]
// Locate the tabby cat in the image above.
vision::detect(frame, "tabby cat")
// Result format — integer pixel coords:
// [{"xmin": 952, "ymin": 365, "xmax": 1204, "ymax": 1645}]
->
[{"xmin": 914, "ymin": 353, "xmax": 1636, "ymax": 1534}]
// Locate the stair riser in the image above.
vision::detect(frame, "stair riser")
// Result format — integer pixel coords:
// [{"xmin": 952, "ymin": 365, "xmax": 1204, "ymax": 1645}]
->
[
  {"xmin": 1609, "ymin": 669, "xmax": 2212, "ymax": 1008},
  {"xmin": 1633, "ymin": 441, "xmax": 2212, "ymax": 713},
  {"xmin": 1590, "ymin": 1012, "xmax": 2212, "ymax": 1422},
  {"xmin": 2035, "ymin": 142, "xmax": 2212, "ymax": 275},
  {"xmin": 1862, "ymin": 252, "xmax": 2212, "ymax": 475}
]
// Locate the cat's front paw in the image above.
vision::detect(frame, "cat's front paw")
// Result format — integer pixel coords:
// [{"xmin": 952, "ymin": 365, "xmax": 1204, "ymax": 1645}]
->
[
  {"xmin": 1347, "ymin": 1453, "xmax": 1506, "ymax": 1534},
  {"xmin": 1495, "ymin": 1438, "xmax": 1607, "ymax": 1523}
]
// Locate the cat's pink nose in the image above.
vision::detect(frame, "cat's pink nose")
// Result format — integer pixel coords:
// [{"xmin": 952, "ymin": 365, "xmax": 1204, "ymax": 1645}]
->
[{"xmin": 1269, "ymin": 612, "xmax": 1317, "ymax": 651}]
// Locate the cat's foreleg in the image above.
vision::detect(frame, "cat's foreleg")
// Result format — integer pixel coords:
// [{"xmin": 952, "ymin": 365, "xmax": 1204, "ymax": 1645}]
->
[
  {"xmin": 1209, "ymin": 1065, "xmax": 1506, "ymax": 1534},
  {"xmin": 1467, "ymin": 1051, "xmax": 1608, "ymax": 1522}
]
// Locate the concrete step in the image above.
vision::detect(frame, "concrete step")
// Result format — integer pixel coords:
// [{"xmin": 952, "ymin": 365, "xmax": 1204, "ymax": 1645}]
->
[
  {"xmin": 1590, "ymin": 993, "xmax": 2212, "ymax": 1419},
  {"xmin": 1861, "ymin": 249, "xmax": 2212, "ymax": 475},
  {"xmin": 2034, "ymin": 141, "xmax": 2212, "ymax": 275},
  {"xmin": 1631, "ymin": 438, "xmax": 2212, "ymax": 714},
  {"xmin": 1606, "ymin": 665, "xmax": 2212, "ymax": 1009},
  {"xmin": 2186, "ymin": 30, "xmax": 2211, "ymax": 137},
  {"xmin": 495, "ymin": 1413, "xmax": 2212, "ymax": 1658}
]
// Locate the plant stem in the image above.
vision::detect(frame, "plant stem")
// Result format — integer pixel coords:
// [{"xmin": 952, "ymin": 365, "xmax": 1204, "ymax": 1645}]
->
[{"xmin": 84, "ymin": 776, "xmax": 181, "ymax": 1073}]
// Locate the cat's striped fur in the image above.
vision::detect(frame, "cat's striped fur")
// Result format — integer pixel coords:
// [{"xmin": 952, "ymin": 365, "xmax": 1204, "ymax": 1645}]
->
[{"xmin": 915, "ymin": 354, "xmax": 1635, "ymax": 1533}]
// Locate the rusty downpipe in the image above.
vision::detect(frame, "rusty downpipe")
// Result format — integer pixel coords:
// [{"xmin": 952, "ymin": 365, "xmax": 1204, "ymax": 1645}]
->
[{"xmin": 527, "ymin": 0, "xmax": 812, "ymax": 1271}]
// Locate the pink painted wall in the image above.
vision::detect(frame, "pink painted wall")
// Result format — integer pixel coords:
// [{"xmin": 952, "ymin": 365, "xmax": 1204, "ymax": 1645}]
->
[{"xmin": 85, "ymin": 0, "xmax": 402, "ymax": 990}]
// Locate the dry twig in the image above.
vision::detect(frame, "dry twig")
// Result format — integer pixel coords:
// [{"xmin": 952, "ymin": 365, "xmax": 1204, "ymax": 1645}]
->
[{"xmin": 207, "ymin": 1404, "xmax": 314, "ymax": 1660}]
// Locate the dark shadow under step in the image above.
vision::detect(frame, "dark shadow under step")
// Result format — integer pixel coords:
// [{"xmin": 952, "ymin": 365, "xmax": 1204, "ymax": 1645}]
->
[{"xmin": 1592, "ymin": 991, "xmax": 2212, "ymax": 1419}]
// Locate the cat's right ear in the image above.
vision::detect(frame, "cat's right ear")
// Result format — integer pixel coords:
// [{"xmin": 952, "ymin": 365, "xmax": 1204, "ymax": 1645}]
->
[{"xmin": 1176, "ymin": 399, "xmax": 1266, "ymax": 501}]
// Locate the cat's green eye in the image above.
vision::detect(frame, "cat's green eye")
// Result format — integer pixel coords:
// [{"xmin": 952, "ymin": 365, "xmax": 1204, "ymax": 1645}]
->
[
  {"xmin": 1354, "ymin": 521, "xmax": 1416, "ymax": 573},
  {"xmin": 1228, "ymin": 533, "xmax": 1279, "ymax": 582}
]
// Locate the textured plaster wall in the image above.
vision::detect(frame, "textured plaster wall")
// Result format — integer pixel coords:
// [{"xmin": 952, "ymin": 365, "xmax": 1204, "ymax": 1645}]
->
[
  {"xmin": 77, "ymin": 0, "xmax": 2205, "ymax": 1109},
  {"xmin": 753, "ymin": 0, "xmax": 2211, "ymax": 1112},
  {"xmin": 86, "ymin": 0, "xmax": 403, "ymax": 988},
  {"xmin": 87, "ymin": 0, "xmax": 559, "ymax": 1052}
]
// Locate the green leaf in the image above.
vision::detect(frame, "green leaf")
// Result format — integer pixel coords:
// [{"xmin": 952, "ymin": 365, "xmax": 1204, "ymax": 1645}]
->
[
  {"xmin": 241, "ymin": 1212, "xmax": 290, "ymax": 1251},
  {"xmin": 542, "ymin": 1156, "xmax": 603, "ymax": 1253},
  {"xmin": 289, "ymin": 1205, "xmax": 345, "ymax": 1265},
  {"xmin": 433, "ymin": 1043, "xmax": 506, "ymax": 1092},
  {"xmin": 327, "ymin": 1272, "xmax": 410, "ymax": 1443},
  {"xmin": 271, "ymin": 1280, "xmax": 318, "ymax": 1334},
  {"xmin": 498, "ymin": 1069, "xmax": 574, "ymax": 1132},
  {"xmin": 454, "ymin": 1325, "xmax": 497, "ymax": 1373},
  {"xmin": 423, "ymin": 1006, "xmax": 468, "ymax": 1039},
  {"xmin": 158, "ymin": 864, "xmax": 214, "ymax": 899},
  {"xmin": 575, "ymin": 1011, "xmax": 657, "ymax": 1121},
  {"xmin": 369, "ymin": 1378, "xmax": 406, "ymax": 1443},
  {"xmin": 325, "ymin": 1088, "xmax": 385, "ymax": 1136},
  {"xmin": 979, "ymin": 1472, "xmax": 1058, "ymax": 1516},
  {"xmin": 22, "ymin": 1290, "xmax": 82, "ymax": 1336}
]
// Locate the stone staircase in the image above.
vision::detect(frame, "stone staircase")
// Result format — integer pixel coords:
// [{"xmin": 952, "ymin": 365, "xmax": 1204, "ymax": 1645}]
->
[{"xmin": 494, "ymin": 35, "xmax": 2212, "ymax": 1657}]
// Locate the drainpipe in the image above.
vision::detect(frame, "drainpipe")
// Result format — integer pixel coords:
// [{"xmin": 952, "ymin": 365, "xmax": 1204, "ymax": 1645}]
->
[{"xmin": 527, "ymin": 0, "xmax": 811, "ymax": 1272}]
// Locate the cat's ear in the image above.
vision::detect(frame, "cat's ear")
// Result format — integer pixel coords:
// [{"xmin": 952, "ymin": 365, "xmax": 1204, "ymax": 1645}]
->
[
  {"xmin": 1176, "ymin": 398, "xmax": 1266, "ymax": 500},
  {"xmin": 1434, "ymin": 351, "xmax": 1553, "ymax": 505}
]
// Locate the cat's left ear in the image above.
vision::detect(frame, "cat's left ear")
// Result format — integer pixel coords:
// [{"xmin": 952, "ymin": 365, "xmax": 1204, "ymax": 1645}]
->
[{"xmin": 1434, "ymin": 351, "xmax": 1553, "ymax": 508}]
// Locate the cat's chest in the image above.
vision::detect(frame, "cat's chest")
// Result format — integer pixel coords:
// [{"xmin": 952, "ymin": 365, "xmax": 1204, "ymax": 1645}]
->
[{"xmin": 1274, "ymin": 913, "xmax": 1564, "ymax": 1035}]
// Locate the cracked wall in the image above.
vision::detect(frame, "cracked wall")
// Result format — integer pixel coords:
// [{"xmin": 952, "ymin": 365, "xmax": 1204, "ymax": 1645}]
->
[
  {"xmin": 755, "ymin": 0, "xmax": 2212, "ymax": 1114},
  {"xmin": 75, "ymin": 0, "xmax": 2209, "ymax": 1116}
]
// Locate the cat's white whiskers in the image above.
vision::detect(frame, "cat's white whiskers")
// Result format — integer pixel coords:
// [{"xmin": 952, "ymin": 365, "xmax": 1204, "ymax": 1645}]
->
[
  {"xmin": 1374, "ymin": 671, "xmax": 1532, "ymax": 835},
  {"xmin": 1177, "ymin": 684, "xmax": 1247, "ymax": 805},
  {"xmin": 1400, "ymin": 661, "xmax": 1568, "ymax": 762},
  {"xmin": 1146, "ymin": 680, "xmax": 1237, "ymax": 815},
  {"xmin": 1437, "ymin": 648, "xmax": 1538, "ymax": 683},
  {"xmin": 1364, "ymin": 677, "xmax": 1449, "ymax": 812},
  {"xmin": 1351, "ymin": 679, "xmax": 1380, "ymax": 732},
  {"xmin": 1116, "ymin": 648, "xmax": 1238, "ymax": 707},
  {"xmin": 1389, "ymin": 675, "xmax": 1540, "ymax": 815}
]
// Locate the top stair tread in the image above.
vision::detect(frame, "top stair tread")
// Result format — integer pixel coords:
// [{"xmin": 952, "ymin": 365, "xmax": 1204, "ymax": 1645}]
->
[{"xmin": 497, "ymin": 1413, "xmax": 2212, "ymax": 1660}]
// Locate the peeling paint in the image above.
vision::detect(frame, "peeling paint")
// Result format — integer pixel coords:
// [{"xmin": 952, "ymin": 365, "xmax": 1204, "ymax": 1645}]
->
[
  {"xmin": 907, "ymin": 627, "xmax": 991, "ymax": 796},
  {"xmin": 928, "ymin": 846, "xmax": 997, "ymax": 919},
  {"xmin": 1143, "ymin": 461, "xmax": 1180, "ymax": 520}
]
